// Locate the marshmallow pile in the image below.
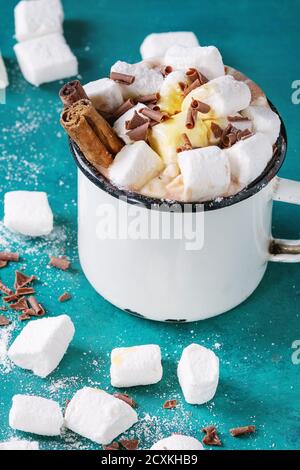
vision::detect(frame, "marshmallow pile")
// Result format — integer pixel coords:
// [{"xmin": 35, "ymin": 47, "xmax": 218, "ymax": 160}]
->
[
  {"xmin": 14, "ymin": 0, "xmax": 78, "ymax": 86},
  {"xmin": 81, "ymin": 31, "xmax": 280, "ymax": 202}
]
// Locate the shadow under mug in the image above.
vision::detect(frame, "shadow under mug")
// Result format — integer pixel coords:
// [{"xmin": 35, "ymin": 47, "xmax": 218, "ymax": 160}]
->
[{"xmin": 70, "ymin": 102, "xmax": 300, "ymax": 322}]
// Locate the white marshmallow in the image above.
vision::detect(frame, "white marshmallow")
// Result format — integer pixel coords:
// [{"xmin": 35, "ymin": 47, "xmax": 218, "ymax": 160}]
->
[
  {"xmin": 113, "ymin": 103, "xmax": 147, "ymax": 144},
  {"xmin": 0, "ymin": 52, "xmax": 9, "ymax": 88},
  {"xmin": 178, "ymin": 146, "xmax": 230, "ymax": 201},
  {"xmin": 110, "ymin": 344, "xmax": 163, "ymax": 387},
  {"xmin": 241, "ymin": 105, "xmax": 281, "ymax": 145},
  {"xmin": 158, "ymin": 70, "xmax": 188, "ymax": 114},
  {"xmin": 109, "ymin": 141, "xmax": 164, "ymax": 191},
  {"xmin": 0, "ymin": 439, "xmax": 39, "ymax": 450},
  {"xmin": 65, "ymin": 387, "xmax": 138, "ymax": 445},
  {"xmin": 177, "ymin": 344, "xmax": 219, "ymax": 405},
  {"xmin": 110, "ymin": 60, "xmax": 163, "ymax": 99},
  {"xmin": 14, "ymin": 0, "xmax": 64, "ymax": 42},
  {"xmin": 4, "ymin": 191, "xmax": 53, "ymax": 237},
  {"xmin": 9, "ymin": 395, "xmax": 63, "ymax": 436},
  {"xmin": 164, "ymin": 45, "xmax": 225, "ymax": 80},
  {"xmin": 8, "ymin": 315, "xmax": 75, "ymax": 378},
  {"xmin": 140, "ymin": 32, "xmax": 199, "ymax": 60},
  {"xmin": 182, "ymin": 75, "xmax": 251, "ymax": 118},
  {"xmin": 14, "ymin": 33, "xmax": 78, "ymax": 86},
  {"xmin": 225, "ymin": 132, "xmax": 273, "ymax": 187},
  {"xmin": 151, "ymin": 434, "xmax": 204, "ymax": 450},
  {"xmin": 83, "ymin": 78, "xmax": 123, "ymax": 115}
]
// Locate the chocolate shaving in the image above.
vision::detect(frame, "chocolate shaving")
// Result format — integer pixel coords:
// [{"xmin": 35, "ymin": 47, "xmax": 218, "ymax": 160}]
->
[
  {"xmin": 3, "ymin": 294, "xmax": 19, "ymax": 303},
  {"xmin": 113, "ymin": 99, "xmax": 135, "ymax": 119},
  {"xmin": 161, "ymin": 65, "xmax": 173, "ymax": 77},
  {"xmin": 163, "ymin": 399, "xmax": 177, "ymax": 409},
  {"xmin": 113, "ymin": 393, "xmax": 137, "ymax": 408},
  {"xmin": 202, "ymin": 425, "xmax": 222, "ymax": 446},
  {"xmin": 0, "ymin": 315, "xmax": 10, "ymax": 326},
  {"xmin": 49, "ymin": 256, "xmax": 71, "ymax": 271},
  {"xmin": 191, "ymin": 99, "xmax": 211, "ymax": 114},
  {"xmin": 18, "ymin": 311, "xmax": 32, "ymax": 321},
  {"xmin": 59, "ymin": 80, "xmax": 89, "ymax": 107},
  {"xmin": 186, "ymin": 68, "xmax": 208, "ymax": 85},
  {"xmin": 14, "ymin": 271, "xmax": 36, "ymax": 290},
  {"xmin": 125, "ymin": 111, "xmax": 148, "ymax": 130},
  {"xmin": 228, "ymin": 115, "xmax": 250, "ymax": 122},
  {"xmin": 211, "ymin": 122, "xmax": 223, "ymax": 139},
  {"xmin": 16, "ymin": 287, "xmax": 35, "ymax": 296},
  {"xmin": 120, "ymin": 439, "xmax": 139, "ymax": 450},
  {"xmin": 147, "ymin": 103, "xmax": 161, "ymax": 111},
  {"xmin": 178, "ymin": 81, "xmax": 187, "ymax": 92},
  {"xmin": 230, "ymin": 425, "xmax": 256, "ymax": 437},
  {"xmin": 140, "ymin": 107, "xmax": 167, "ymax": 123},
  {"xmin": 177, "ymin": 133, "xmax": 192, "ymax": 153},
  {"xmin": 0, "ymin": 260, "xmax": 7, "ymax": 269},
  {"xmin": 126, "ymin": 122, "xmax": 149, "ymax": 142},
  {"xmin": 10, "ymin": 296, "xmax": 29, "ymax": 311},
  {"xmin": 185, "ymin": 107, "xmax": 197, "ymax": 129},
  {"xmin": 110, "ymin": 71, "xmax": 135, "ymax": 85},
  {"xmin": 222, "ymin": 132, "xmax": 237, "ymax": 148},
  {"xmin": 28, "ymin": 296, "xmax": 45, "ymax": 316},
  {"xmin": 183, "ymin": 78, "xmax": 201, "ymax": 97},
  {"xmin": 103, "ymin": 441, "xmax": 119, "ymax": 450},
  {"xmin": 136, "ymin": 93, "xmax": 160, "ymax": 104},
  {"xmin": 0, "ymin": 282, "xmax": 13, "ymax": 296},
  {"xmin": 0, "ymin": 252, "xmax": 19, "ymax": 262},
  {"xmin": 59, "ymin": 292, "xmax": 72, "ymax": 302},
  {"xmin": 239, "ymin": 129, "xmax": 254, "ymax": 140}
]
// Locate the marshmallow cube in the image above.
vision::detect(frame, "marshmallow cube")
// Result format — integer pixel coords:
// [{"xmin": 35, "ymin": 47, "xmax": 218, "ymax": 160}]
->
[
  {"xmin": 8, "ymin": 315, "xmax": 75, "ymax": 378},
  {"xmin": 182, "ymin": 75, "xmax": 251, "ymax": 118},
  {"xmin": 109, "ymin": 141, "xmax": 164, "ymax": 191},
  {"xmin": 84, "ymin": 78, "xmax": 123, "ymax": 114},
  {"xmin": 140, "ymin": 32, "xmax": 199, "ymax": 60},
  {"xmin": 65, "ymin": 387, "xmax": 138, "ymax": 445},
  {"xmin": 110, "ymin": 60, "xmax": 163, "ymax": 99},
  {"xmin": 151, "ymin": 435, "xmax": 204, "ymax": 450},
  {"xmin": 14, "ymin": 0, "xmax": 64, "ymax": 42},
  {"xmin": 225, "ymin": 132, "xmax": 273, "ymax": 187},
  {"xmin": 177, "ymin": 344, "xmax": 220, "ymax": 405},
  {"xmin": 164, "ymin": 45, "xmax": 225, "ymax": 80},
  {"xmin": 178, "ymin": 146, "xmax": 230, "ymax": 201},
  {"xmin": 9, "ymin": 395, "xmax": 63, "ymax": 436},
  {"xmin": 110, "ymin": 344, "xmax": 163, "ymax": 387},
  {"xmin": 0, "ymin": 439, "xmax": 39, "ymax": 450},
  {"xmin": 4, "ymin": 191, "xmax": 53, "ymax": 237},
  {"xmin": 113, "ymin": 103, "xmax": 147, "ymax": 144},
  {"xmin": 14, "ymin": 33, "xmax": 78, "ymax": 86},
  {"xmin": 241, "ymin": 105, "xmax": 281, "ymax": 145},
  {"xmin": 0, "ymin": 53, "xmax": 9, "ymax": 88}
]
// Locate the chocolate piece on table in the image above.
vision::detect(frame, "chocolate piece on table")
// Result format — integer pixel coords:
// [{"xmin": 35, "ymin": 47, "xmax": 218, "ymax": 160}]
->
[
  {"xmin": 120, "ymin": 439, "xmax": 139, "ymax": 450},
  {"xmin": 125, "ymin": 111, "xmax": 148, "ymax": 130},
  {"xmin": 49, "ymin": 255, "xmax": 71, "ymax": 271},
  {"xmin": 18, "ymin": 311, "xmax": 33, "ymax": 321},
  {"xmin": 3, "ymin": 294, "xmax": 19, "ymax": 303},
  {"xmin": 230, "ymin": 425, "xmax": 256, "ymax": 437},
  {"xmin": 58, "ymin": 292, "xmax": 71, "ymax": 302},
  {"xmin": 0, "ymin": 260, "xmax": 7, "ymax": 268},
  {"xmin": 59, "ymin": 80, "xmax": 89, "ymax": 107},
  {"xmin": 14, "ymin": 270, "xmax": 36, "ymax": 290},
  {"xmin": 126, "ymin": 122, "xmax": 149, "ymax": 142},
  {"xmin": 110, "ymin": 71, "xmax": 135, "ymax": 85},
  {"xmin": 113, "ymin": 98, "xmax": 135, "ymax": 119},
  {"xmin": 103, "ymin": 441, "xmax": 120, "ymax": 450},
  {"xmin": 202, "ymin": 425, "xmax": 222, "ymax": 446},
  {"xmin": 0, "ymin": 251, "xmax": 19, "ymax": 262},
  {"xmin": 211, "ymin": 122, "xmax": 223, "ymax": 139},
  {"xmin": 163, "ymin": 399, "xmax": 177, "ymax": 409},
  {"xmin": 28, "ymin": 296, "xmax": 45, "ymax": 316},
  {"xmin": 10, "ymin": 296, "xmax": 29, "ymax": 311},
  {"xmin": 191, "ymin": 99, "xmax": 211, "ymax": 114},
  {"xmin": 113, "ymin": 393, "xmax": 137, "ymax": 408},
  {"xmin": 0, "ymin": 315, "xmax": 10, "ymax": 326},
  {"xmin": 0, "ymin": 282, "xmax": 13, "ymax": 296},
  {"xmin": 16, "ymin": 287, "xmax": 35, "ymax": 296},
  {"xmin": 185, "ymin": 107, "xmax": 197, "ymax": 129}
]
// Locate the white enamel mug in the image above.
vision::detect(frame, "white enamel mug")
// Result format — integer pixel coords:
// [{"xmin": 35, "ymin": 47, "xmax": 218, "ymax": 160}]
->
[{"xmin": 71, "ymin": 105, "xmax": 300, "ymax": 322}]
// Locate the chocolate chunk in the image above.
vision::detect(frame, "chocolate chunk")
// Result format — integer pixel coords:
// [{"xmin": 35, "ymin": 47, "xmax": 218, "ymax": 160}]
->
[
  {"xmin": 110, "ymin": 71, "xmax": 135, "ymax": 85},
  {"xmin": 202, "ymin": 425, "xmax": 222, "ymax": 446},
  {"xmin": 3, "ymin": 294, "xmax": 19, "ymax": 303},
  {"xmin": 183, "ymin": 78, "xmax": 201, "ymax": 97},
  {"xmin": 185, "ymin": 107, "xmax": 197, "ymax": 129},
  {"xmin": 113, "ymin": 393, "xmax": 137, "ymax": 408},
  {"xmin": 186, "ymin": 68, "xmax": 208, "ymax": 85},
  {"xmin": 58, "ymin": 292, "xmax": 71, "ymax": 302},
  {"xmin": 211, "ymin": 122, "xmax": 223, "ymax": 139},
  {"xmin": 16, "ymin": 287, "xmax": 35, "ymax": 296},
  {"xmin": 136, "ymin": 93, "xmax": 160, "ymax": 104},
  {"xmin": 230, "ymin": 425, "xmax": 256, "ymax": 437},
  {"xmin": 161, "ymin": 65, "xmax": 173, "ymax": 77},
  {"xmin": 0, "ymin": 252, "xmax": 19, "ymax": 262},
  {"xmin": 126, "ymin": 122, "xmax": 149, "ymax": 142},
  {"xmin": 18, "ymin": 311, "xmax": 32, "ymax": 321},
  {"xmin": 163, "ymin": 399, "xmax": 177, "ymax": 409},
  {"xmin": 0, "ymin": 260, "xmax": 7, "ymax": 269},
  {"xmin": 49, "ymin": 256, "xmax": 71, "ymax": 271},
  {"xmin": 0, "ymin": 282, "xmax": 13, "ymax": 296},
  {"xmin": 0, "ymin": 315, "xmax": 10, "ymax": 326},
  {"xmin": 125, "ymin": 111, "xmax": 148, "ymax": 130},
  {"xmin": 239, "ymin": 129, "xmax": 254, "ymax": 140},
  {"xmin": 113, "ymin": 99, "xmax": 135, "ymax": 119},
  {"xmin": 10, "ymin": 296, "xmax": 29, "ymax": 311},
  {"xmin": 28, "ymin": 296, "xmax": 45, "ymax": 316},
  {"xmin": 103, "ymin": 441, "xmax": 120, "ymax": 450},
  {"xmin": 191, "ymin": 99, "xmax": 211, "ymax": 114},
  {"xmin": 120, "ymin": 439, "xmax": 139, "ymax": 450},
  {"xmin": 14, "ymin": 271, "xmax": 36, "ymax": 290},
  {"xmin": 140, "ymin": 107, "xmax": 167, "ymax": 123},
  {"xmin": 177, "ymin": 133, "xmax": 193, "ymax": 153}
]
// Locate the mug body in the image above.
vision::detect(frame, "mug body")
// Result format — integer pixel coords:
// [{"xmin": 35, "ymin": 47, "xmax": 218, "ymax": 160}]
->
[{"xmin": 78, "ymin": 169, "xmax": 275, "ymax": 322}]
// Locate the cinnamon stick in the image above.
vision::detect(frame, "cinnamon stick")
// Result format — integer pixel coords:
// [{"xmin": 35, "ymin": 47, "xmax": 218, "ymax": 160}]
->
[{"xmin": 59, "ymin": 80, "xmax": 89, "ymax": 107}]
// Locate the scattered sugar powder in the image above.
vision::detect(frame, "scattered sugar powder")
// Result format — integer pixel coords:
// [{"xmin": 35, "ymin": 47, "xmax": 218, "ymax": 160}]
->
[{"xmin": 0, "ymin": 321, "xmax": 15, "ymax": 374}]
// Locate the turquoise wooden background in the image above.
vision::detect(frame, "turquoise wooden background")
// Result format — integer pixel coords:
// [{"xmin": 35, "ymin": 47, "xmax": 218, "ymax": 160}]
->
[{"xmin": 0, "ymin": 0, "xmax": 299, "ymax": 450}]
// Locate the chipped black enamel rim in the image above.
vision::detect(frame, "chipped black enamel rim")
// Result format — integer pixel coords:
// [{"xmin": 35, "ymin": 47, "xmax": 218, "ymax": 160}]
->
[{"xmin": 70, "ymin": 101, "xmax": 287, "ymax": 212}]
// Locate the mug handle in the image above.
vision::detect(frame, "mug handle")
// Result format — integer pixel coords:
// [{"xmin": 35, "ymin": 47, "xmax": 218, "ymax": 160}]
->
[{"xmin": 269, "ymin": 177, "xmax": 300, "ymax": 262}]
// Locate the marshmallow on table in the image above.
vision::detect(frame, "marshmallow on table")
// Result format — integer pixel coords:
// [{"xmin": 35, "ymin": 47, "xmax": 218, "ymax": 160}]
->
[
  {"xmin": 14, "ymin": 0, "xmax": 64, "ymax": 42},
  {"xmin": 241, "ymin": 105, "xmax": 281, "ymax": 145},
  {"xmin": 9, "ymin": 395, "xmax": 63, "ymax": 436},
  {"xmin": 164, "ymin": 45, "xmax": 225, "ymax": 80},
  {"xmin": 225, "ymin": 132, "xmax": 273, "ymax": 187},
  {"xmin": 178, "ymin": 146, "xmax": 230, "ymax": 201},
  {"xmin": 110, "ymin": 344, "xmax": 163, "ymax": 387},
  {"xmin": 4, "ymin": 191, "xmax": 53, "ymax": 237},
  {"xmin": 65, "ymin": 387, "xmax": 138, "ymax": 445},
  {"xmin": 8, "ymin": 315, "xmax": 75, "ymax": 378},
  {"xmin": 14, "ymin": 33, "xmax": 78, "ymax": 86},
  {"xmin": 109, "ymin": 141, "xmax": 164, "ymax": 191},
  {"xmin": 113, "ymin": 103, "xmax": 147, "ymax": 144},
  {"xmin": 177, "ymin": 344, "xmax": 219, "ymax": 405},
  {"xmin": 0, "ymin": 439, "xmax": 39, "ymax": 450},
  {"xmin": 140, "ymin": 31, "xmax": 199, "ymax": 60},
  {"xmin": 110, "ymin": 60, "xmax": 163, "ymax": 99},
  {"xmin": 182, "ymin": 75, "xmax": 251, "ymax": 118},
  {"xmin": 151, "ymin": 435, "xmax": 204, "ymax": 450},
  {"xmin": 83, "ymin": 78, "xmax": 123, "ymax": 115},
  {"xmin": 0, "ymin": 52, "xmax": 9, "ymax": 88}
]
